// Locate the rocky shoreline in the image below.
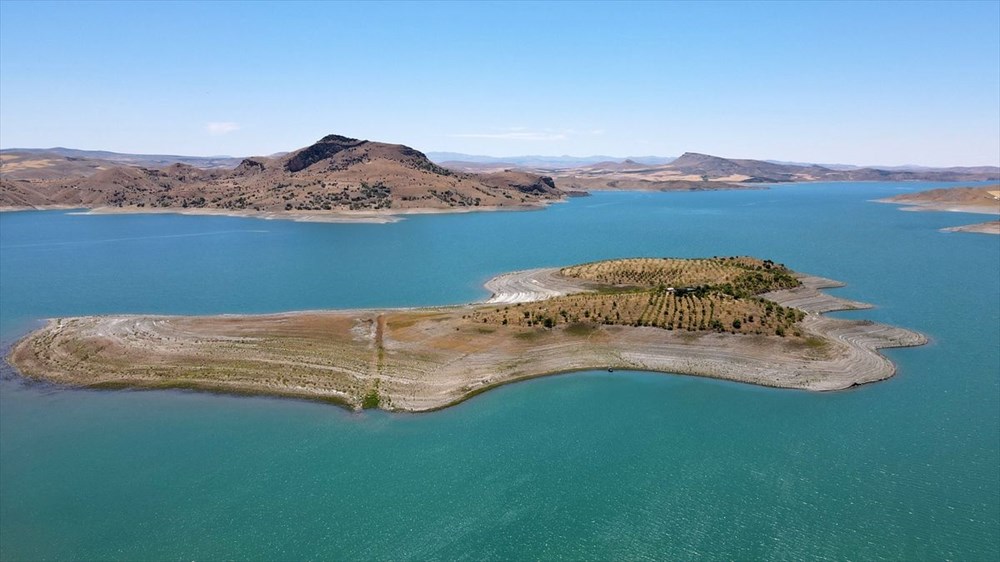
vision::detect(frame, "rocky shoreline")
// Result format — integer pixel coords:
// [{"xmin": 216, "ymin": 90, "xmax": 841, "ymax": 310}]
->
[{"xmin": 0, "ymin": 200, "xmax": 562, "ymax": 223}]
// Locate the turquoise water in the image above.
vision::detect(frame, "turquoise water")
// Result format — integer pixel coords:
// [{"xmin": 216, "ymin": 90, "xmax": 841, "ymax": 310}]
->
[{"xmin": 1, "ymin": 183, "xmax": 997, "ymax": 560}]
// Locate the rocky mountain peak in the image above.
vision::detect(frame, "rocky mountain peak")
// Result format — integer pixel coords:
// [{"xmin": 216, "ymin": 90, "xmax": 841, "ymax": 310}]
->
[{"xmin": 284, "ymin": 134, "xmax": 369, "ymax": 173}]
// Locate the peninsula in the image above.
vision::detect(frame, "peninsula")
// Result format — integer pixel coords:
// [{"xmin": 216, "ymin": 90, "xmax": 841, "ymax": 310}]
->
[
  {"xmin": 8, "ymin": 257, "xmax": 926, "ymax": 412},
  {"xmin": 878, "ymin": 184, "xmax": 1000, "ymax": 234}
]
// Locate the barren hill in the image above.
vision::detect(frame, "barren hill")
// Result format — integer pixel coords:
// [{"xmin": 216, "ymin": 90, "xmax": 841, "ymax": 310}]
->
[
  {"xmin": 508, "ymin": 152, "xmax": 1000, "ymax": 192},
  {"xmin": 666, "ymin": 152, "xmax": 832, "ymax": 182},
  {"xmin": 1, "ymin": 135, "xmax": 563, "ymax": 213},
  {"xmin": 881, "ymin": 184, "xmax": 1000, "ymax": 210}
]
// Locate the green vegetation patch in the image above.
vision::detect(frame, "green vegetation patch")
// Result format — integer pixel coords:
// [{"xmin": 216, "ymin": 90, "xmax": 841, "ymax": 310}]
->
[
  {"xmin": 564, "ymin": 322, "xmax": 599, "ymax": 336},
  {"xmin": 361, "ymin": 388, "xmax": 381, "ymax": 409},
  {"xmin": 475, "ymin": 257, "xmax": 807, "ymax": 337},
  {"xmin": 514, "ymin": 329, "xmax": 547, "ymax": 341},
  {"xmin": 804, "ymin": 336, "xmax": 827, "ymax": 349},
  {"xmin": 561, "ymin": 256, "xmax": 801, "ymax": 298}
]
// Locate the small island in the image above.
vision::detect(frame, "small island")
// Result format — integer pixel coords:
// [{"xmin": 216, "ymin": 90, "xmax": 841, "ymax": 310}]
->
[
  {"xmin": 7, "ymin": 257, "xmax": 926, "ymax": 412},
  {"xmin": 878, "ymin": 184, "xmax": 1000, "ymax": 234}
]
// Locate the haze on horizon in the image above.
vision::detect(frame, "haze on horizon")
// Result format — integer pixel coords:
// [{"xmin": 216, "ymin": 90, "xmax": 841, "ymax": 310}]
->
[{"xmin": 1, "ymin": 1, "xmax": 998, "ymax": 167}]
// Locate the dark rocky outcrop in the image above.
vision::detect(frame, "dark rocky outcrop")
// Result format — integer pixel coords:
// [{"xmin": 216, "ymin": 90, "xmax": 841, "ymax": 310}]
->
[
  {"xmin": 284, "ymin": 135, "xmax": 368, "ymax": 173},
  {"xmin": 514, "ymin": 176, "xmax": 558, "ymax": 194},
  {"xmin": 235, "ymin": 158, "xmax": 267, "ymax": 174}
]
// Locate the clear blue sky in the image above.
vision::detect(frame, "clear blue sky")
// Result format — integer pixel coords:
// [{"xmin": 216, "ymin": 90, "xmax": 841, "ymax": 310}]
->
[{"xmin": 2, "ymin": 0, "xmax": 998, "ymax": 166}]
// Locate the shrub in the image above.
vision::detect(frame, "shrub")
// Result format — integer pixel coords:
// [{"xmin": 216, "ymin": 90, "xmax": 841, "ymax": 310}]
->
[{"xmin": 361, "ymin": 389, "xmax": 381, "ymax": 409}]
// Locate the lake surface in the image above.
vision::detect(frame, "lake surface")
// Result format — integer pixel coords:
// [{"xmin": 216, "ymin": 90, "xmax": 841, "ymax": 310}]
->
[{"xmin": 1, "ymin": 183, "xmax": 997, "ymax": 560}]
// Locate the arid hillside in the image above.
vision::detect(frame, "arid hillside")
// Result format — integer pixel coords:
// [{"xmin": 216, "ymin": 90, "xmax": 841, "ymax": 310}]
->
[
  {"xmin": 0, "ymin": 148, "xmax": 241, "ymax": 180},
  {"xmin": 446, "ymin": 152, "xmax": 1000, "ymax": 192},
  {"xmin": 6, "ymin": 141, "xmax": 997, "ymax": 208},
  {"xmin": 881, "ymin": 185, "xmax": 1000, "ymax": 211},
  {"xmin": 0, "ymin": 135, "xmax": 564, "ymax": 212}
]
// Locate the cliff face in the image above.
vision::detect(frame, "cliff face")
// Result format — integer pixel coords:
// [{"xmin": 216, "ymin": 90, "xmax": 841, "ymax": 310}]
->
[{"xmin": 0, "ymin": 135, "xmax": 565, "ymax": 212}]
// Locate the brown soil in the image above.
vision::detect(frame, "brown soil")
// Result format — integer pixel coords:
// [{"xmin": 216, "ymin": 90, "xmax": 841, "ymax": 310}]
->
[
  {"xmin": 0, "ymin": 134, "xmax": 564, "ymax": 214},
  {"xmin": 878, "ymin": 185, "xmax": 1000, "ymax": 215}
]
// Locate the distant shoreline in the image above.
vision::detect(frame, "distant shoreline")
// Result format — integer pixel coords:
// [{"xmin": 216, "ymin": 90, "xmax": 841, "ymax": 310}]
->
[
  {"xmin": 873, "ymin": 200, "xmax": 1000, "ymax": 216},
  {"xmin": 2, "ymin": 179, "xmax": 993, "ymax": 223},
  {"xmin": 874, "ymin": 185, "xmax": 1000, "ymax": 235},
  {"xmin": 0, "ymin": 201, "xmax": 561, "ymax": 223}
]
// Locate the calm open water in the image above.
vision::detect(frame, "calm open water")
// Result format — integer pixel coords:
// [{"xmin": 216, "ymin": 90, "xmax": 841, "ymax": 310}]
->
[{"xmin": 1, "ymin": 183, "xmax": 997, "ymax": 560}]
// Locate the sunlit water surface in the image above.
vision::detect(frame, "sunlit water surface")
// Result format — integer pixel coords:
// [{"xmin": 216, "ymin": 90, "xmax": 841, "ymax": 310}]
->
[{"xmin": 1, "ymin": 183, "xmax": 997, "ymax": 560}]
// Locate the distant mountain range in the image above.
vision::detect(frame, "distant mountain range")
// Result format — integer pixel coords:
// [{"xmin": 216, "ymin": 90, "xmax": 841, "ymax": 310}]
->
[
  {"xmin": 662, "ymin": 152, "xmax": 999, "ymax": 183},
  {"xmin": 429, "ymin": 152, "xmax": 999, "ymax": 175},
  {"xmin": 445, "ymin": 151, "xmax": 1000, "ymax": 191},
  {"xmin": 2, "ymin": 141, "xmax": 997, "ymax": 212},
  {"xmin": 4, "ymin": 146, "xmax": 997, "ymax": 176},
  {"xmin": 426, "ymin": 152, "xmax": 677, "ymax": 168},
  {"xmin": 0, "ymin": 147, "xmax": 244, "ymax": 173},
  {"xmin": 762, "ymin": 159, "xmax": 1000, "ymax": 174}
]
